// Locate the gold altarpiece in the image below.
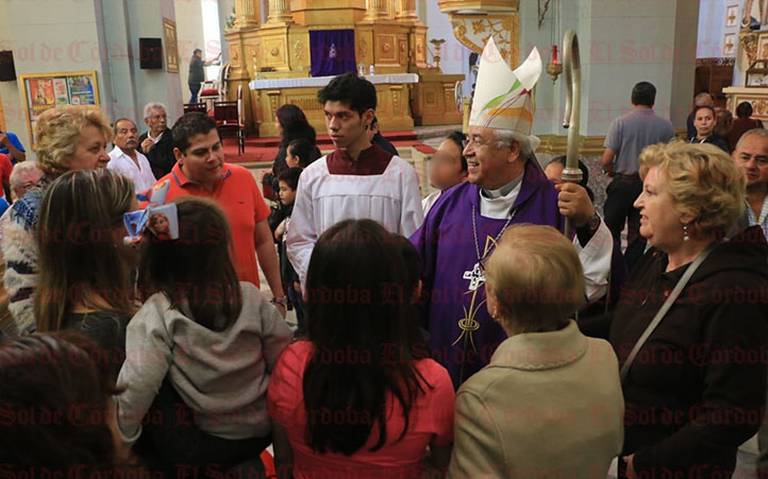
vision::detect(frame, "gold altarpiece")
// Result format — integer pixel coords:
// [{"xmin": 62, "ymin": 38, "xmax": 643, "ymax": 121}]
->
[
  {"xmin": 723, "ymin": 0, "xmax": 768, "ymax": 121},
  {"xmin": 225, "ymin": 0, "xmax": 468, "ymax": 137}
]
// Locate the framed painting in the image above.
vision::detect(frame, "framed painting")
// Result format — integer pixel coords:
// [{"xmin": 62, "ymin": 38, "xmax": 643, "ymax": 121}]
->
[
  {"xmin": 726, "ymin": 5, "xmax": 739, "ymax": 27},
  {"xmin": 163, "ymin": 18, "xmax": 179, "ymax": 73},
  {"xmin": 759, "ymin": 34, "xmax": 768, "ymax": 60}
]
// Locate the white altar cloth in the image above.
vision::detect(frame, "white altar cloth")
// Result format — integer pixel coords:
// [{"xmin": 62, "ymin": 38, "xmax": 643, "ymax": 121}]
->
[{"xmin": 249, "ymin": 73, "xmax": 419, "ymax": 90}]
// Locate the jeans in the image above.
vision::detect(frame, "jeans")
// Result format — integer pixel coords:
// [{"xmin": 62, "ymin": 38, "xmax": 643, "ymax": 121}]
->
[
  {"xmin": 287, "ymin": 283, "xmax": 305, "ymax": 337},
  {"xmin": 189, "ymin": 82, "xmax": 202, "ymax": 104},
  {"xmin": 134, "ymin": 378, "xmax": 270, "ymax": 477}
]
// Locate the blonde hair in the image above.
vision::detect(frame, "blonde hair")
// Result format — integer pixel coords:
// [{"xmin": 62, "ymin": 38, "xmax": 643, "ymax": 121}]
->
[
  {"xmin": 639, "ymin": 142, "xmax": 745, "ymax": 237},
  {"xmin": 484, "ymin": 224, "xmax": 585, "ymax": 332},
  {"xmin": 33, "ymin": 106, "xmax": 112, "ymax": 178}
]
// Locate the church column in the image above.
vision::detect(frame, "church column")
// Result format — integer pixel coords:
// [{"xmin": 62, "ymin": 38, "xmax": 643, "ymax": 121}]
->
[
  {"xmin": 395, "ymin": 0, "xmax": 418, "ymax": 21},
  {"xmin": 364, "ymin": 0, "xmax": 387, "ymax": 20},
  {"xmin": 234, "ymin": 0, "xmax": 259, "ymax": 29},
  {"xmin": 267, "ymin": 0, "xmax": 293, "ymax": 23}
]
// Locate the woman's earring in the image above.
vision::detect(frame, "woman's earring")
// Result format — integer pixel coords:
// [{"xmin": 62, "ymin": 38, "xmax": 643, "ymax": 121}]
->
[{"xmin": 682, "ymin": 223, "xmax": 690, "ymax": 242}]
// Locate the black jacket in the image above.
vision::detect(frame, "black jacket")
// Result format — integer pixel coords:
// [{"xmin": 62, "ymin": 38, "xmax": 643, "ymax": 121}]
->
[
  {"xmin": 138, "ymin": 128, "xmax": 176, "ymax": 179},
  {"xmin": 373, "ymin": 132, "xmax": 399, "ymax": 157},
  {"xmin": 689, "ymin": 134, "xmax": 731, "ymax": 153},
  {"xmin": 609, "ymin": 226, "xmax": 768, "ymax": 478}
]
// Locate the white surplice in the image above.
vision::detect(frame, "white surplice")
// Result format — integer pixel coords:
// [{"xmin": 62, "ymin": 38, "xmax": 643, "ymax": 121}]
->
[
  {"xmin": 479, "ymin": 180, "xmax": 613, "ymax": 302},
  {"xmin": 286, "ymin": 155, "xmax": 424, "ymax": 286}
]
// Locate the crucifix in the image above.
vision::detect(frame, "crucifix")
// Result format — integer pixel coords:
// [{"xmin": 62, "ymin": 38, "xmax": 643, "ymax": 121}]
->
[
  {"xmin": 453, "ymin": 235, "xmax": 496, "ymax": 384},
  {"xmin": 462, "ymin": 262, "xmax": 485, "ymax": 292}
]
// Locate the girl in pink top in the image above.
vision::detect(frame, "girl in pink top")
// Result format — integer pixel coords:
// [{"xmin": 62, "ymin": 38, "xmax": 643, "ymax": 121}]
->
[{"xmin": 268, "ymin": 219, "xmax": 455, "ymax": 478}]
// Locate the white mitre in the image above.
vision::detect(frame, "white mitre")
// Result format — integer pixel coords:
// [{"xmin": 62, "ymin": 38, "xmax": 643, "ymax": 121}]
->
[{"xmin": 469, "ymin": 38, "xmax": 542, "ymax": 151}]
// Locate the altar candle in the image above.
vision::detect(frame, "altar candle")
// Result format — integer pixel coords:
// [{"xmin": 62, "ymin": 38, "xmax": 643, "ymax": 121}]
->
[{"xmin": 551, "ymin": 45, "xmax": 559, "ymax": 65}]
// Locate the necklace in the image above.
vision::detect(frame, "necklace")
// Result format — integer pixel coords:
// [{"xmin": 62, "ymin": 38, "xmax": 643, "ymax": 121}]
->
[
  {"xmin": 453, "ymin": 202, "xmax": 517, "ymax": 384},
  {"xmin": 465, "ymin": 204, "xmax": 517, "ymax": 291}
]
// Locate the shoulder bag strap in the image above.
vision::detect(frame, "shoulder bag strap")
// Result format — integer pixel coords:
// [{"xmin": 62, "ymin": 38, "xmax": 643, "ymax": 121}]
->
[{"xmin": 619, "ymin": 245, "xmax": 714, "ymax": 384}]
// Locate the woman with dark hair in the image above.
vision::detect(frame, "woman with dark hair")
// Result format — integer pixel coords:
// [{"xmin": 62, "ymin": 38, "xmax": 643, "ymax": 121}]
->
[
  {"xmin": 286, "ymin": 137, "xmax": 322, "ymax": 169},
  {"xmin": 0, "ymin": 333, "xmax": 132, "ymax": 474},
  {"xmin": 263, "ymin": 104, "xmax": 321, "ymax": 200},
  {"xmin": 689, "ymin": 105, "xmax": 730, "ymax": 152},
  {"xmin": 268, "ymin": 219, "xmax": 454, "ymax": 478},
  {"xmin": 729, "ymin": 101, "xmax": 764, "ymax": 148},
  {"xmin": 117, "ymin": 197, "xmax": 291, "ymax": 471},
  {"xmin": 35, "ymin": 169, "xmax": 137, "ymax": 376}
]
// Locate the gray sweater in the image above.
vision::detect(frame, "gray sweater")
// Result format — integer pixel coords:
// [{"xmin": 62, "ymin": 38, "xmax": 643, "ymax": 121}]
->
[{"xmin": 116, "ymin": 282, "xmax": 292, "ymax": 442}]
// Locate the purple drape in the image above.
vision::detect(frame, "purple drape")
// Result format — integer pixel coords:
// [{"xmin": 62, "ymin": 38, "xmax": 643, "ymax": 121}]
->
[{"xmin": 310, "ymin": 30, "xmax": 356, "ymax": 77}]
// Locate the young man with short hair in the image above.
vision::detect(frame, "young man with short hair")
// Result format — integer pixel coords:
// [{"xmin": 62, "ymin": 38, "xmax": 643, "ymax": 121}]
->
[
  {"xmin": 286, "ymin": 73, "xmax": 423, "ymax": 286},
  {"xmin": 149, "ymin": 112, "xmax": 286, "ymax": 314}
]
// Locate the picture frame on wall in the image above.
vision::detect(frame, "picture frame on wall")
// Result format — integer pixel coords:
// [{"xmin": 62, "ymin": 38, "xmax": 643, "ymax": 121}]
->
[
  {"xmin": 726, "ymin": 5, "xmax": 739, "ymax": 27},
  {"xmin": 724, "ymin": 33, "xmax": 737, "ymax": 56},
  {"xmin": 19, "ymin": 70, "xmax": 99, "ymax": 146},
  {"xmin": 163, "ymin": 18, "xmax": 179, "ymax": 73},
  {"xmin": 759, "ymin": 35, "xmax": 768, "ymax": 61}
]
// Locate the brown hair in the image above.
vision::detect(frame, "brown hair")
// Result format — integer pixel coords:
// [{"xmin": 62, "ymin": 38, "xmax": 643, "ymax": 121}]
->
[
  {"xmin": 0, "ymin": 332, "xmax": 120, "ymax": 468},
  {"xmin": 35, "ymin": 169, "xmax": 136, "ymax": 332},
  {"xmin": 138, "ymin": 197, "xmax": 242, "ymax": 332},
  {"xmin": 484, "ymin": 224, "xmax": 585, "ymax": 332}
]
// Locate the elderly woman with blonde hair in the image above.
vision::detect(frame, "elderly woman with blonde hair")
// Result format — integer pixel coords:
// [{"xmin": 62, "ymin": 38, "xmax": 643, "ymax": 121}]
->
[
  {"xmin": 448, "ymin": 224, "xmax": 624, "ymax": 479},
  {"xmin": 2, "ymin": 106, "xmax": 112, "ymax": 335},
  {"xmin": 609, "ymin": 142, "xmax": 768, "ymax": 479}
]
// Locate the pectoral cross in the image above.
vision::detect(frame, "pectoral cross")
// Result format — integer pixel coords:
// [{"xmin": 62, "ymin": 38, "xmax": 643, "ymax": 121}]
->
[
  {"xmin": 453, "ymin": 236, "xmax": 497, "ymax": 384},
  {"xmin": 462, "ymin": 262, "xmax": 485, "ymax": 291}
]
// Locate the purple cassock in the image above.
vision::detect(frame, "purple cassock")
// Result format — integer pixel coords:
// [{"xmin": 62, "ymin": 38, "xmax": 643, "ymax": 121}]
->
[{"xmin": 411, "ymin": 160, "xmax": 563, "ymax": 388}]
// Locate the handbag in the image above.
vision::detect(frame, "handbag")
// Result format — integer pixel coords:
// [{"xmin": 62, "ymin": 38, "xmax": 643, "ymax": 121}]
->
[{"xmin": 619, "ymin": 245, "xmax": 714, "ymax": 384}]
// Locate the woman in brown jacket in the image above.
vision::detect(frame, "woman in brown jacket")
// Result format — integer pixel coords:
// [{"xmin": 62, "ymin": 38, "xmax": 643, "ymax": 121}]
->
[{"xmin": 448, "ymin": 225, "xmax": 624, "ymax": 478}]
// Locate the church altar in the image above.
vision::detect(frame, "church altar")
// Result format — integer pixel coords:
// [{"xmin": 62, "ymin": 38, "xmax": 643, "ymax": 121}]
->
[
  {"xmin": 249, "ymin": 73, "xmax": 418, "ymax": 89},
  {"xmin": 250, "ymin": 74, "xmax": 420, "ymax": 137},
  {"xmin": 224, "ymin": 0, "xmax": 465, "ymax": 137}
]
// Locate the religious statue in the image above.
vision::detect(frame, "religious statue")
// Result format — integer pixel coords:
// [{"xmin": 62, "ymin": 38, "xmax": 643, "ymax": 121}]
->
[{"xmin": 743, "ymin": 0, "xmax": 768, "ymax": 29}]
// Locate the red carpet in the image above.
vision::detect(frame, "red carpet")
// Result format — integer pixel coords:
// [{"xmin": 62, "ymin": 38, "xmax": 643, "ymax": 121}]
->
[{"xmin": 221, "ymin": 130, "xmax": 435, "ymax": 165}]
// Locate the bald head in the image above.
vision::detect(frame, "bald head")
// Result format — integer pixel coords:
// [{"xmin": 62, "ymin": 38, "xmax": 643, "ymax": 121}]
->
[{"xmin": 733, "ymin": 129, "xmax": 768, "ymax": 190}]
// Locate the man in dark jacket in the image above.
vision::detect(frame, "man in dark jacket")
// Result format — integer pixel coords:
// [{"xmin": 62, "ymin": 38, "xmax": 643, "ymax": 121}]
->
[
  {"xmin": 368, "ymin": 116, "xmax": 398, "ymax": 157},
  {"xmin": 138, "ymin": 103, "xmax": 176, "ymax": 179}
]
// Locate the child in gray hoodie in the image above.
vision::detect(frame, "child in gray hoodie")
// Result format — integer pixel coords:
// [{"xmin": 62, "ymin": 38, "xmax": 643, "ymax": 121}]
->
[{"xmin": 115, "ymin": 197, "xmax": 292, "ymax": 454}]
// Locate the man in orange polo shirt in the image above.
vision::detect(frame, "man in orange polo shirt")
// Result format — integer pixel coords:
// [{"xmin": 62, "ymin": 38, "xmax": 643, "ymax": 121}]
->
[{"xmin": 150, "ymin": 112, "xmax": 287, "ymax": 314}]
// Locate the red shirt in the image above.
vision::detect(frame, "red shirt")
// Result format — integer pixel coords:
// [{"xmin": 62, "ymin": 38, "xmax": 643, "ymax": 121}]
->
[
  {"xmin": 267, "ymin": 341, "xmax": 455, "ymax": 479},
  {"xmin": 155, "ymin": 162, "xmax": 271, "ymax": 287},
  {"xmin": 0, "ymin": 154, "xmax": 11, "ymax": 198}
]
